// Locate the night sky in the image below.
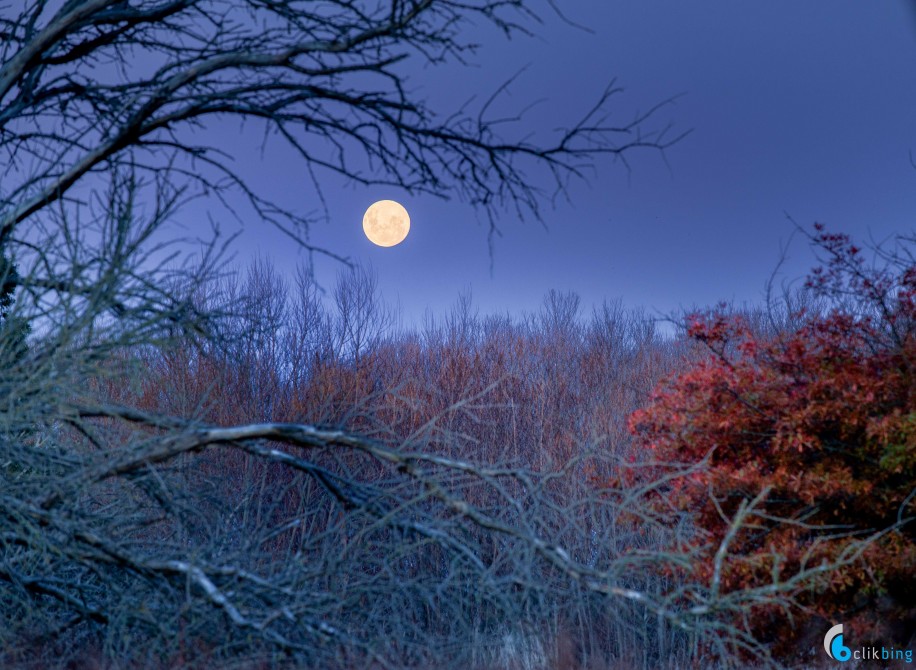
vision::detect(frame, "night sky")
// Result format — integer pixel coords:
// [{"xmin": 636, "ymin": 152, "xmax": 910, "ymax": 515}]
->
[{"xmin": 205, "ymin": 1, "xmax": 916, "ymax": 327}]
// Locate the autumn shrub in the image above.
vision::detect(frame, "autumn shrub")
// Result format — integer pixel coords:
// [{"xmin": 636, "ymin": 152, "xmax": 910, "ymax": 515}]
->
[{"xmin": 628, "ymin": 226, "xmax": 915, "ymax": 660}]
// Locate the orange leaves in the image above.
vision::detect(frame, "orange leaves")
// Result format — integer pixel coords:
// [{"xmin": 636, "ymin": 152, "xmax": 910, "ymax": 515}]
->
[{"xmin": 626, "ymin": 227, "xmax": 916, "ymax": 655}]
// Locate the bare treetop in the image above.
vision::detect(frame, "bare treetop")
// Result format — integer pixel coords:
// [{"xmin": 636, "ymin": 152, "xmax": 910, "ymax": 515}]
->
[{"xmin": 0, "ymin": 0, "xmax": 679, "ymax": 255}]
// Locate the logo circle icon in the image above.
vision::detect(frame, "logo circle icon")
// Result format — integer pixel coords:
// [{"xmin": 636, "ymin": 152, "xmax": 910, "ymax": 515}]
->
[{"xmin": 824, "ymin": 624, "xmax": 852, "ymax": 662}]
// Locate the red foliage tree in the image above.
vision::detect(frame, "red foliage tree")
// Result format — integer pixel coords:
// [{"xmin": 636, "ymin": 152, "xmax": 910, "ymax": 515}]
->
[{"xmin": 628, "ymin": 226, "xmax": 915, "ymax": 657}]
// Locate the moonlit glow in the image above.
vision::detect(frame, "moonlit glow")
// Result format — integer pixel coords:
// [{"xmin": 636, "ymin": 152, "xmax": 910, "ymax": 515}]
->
[{"xmin": 362, "ymin": 200, "xmax": 410, "ymax": 247}]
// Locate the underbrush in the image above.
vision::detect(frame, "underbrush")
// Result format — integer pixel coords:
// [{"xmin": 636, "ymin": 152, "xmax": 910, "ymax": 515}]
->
[{"xmin": 2, "ymin": 254, "xmax": 911, "ymax": 669}]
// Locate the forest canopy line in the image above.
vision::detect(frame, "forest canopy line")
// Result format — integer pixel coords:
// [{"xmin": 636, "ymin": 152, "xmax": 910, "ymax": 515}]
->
[{"xmin": 0, "ymin": 1, "xmax": 913, "ymax": 669}]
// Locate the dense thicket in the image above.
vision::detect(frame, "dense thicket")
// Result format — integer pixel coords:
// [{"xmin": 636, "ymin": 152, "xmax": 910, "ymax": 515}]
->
[
  {"xmin": 1, "ymin": 226, "xmax": 910, "ymax": 669},
  {"xmin": 2, "ymin": 253, "xmax": 707, "ymax": 669},
  {"xmin": 98, "ymin": 263, "xmax": 695, "ymax": 667}
]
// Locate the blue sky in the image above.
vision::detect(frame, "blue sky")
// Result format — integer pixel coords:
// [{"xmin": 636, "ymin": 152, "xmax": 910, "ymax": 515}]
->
[{"xmin": 202, "ymin": 0, "xmax": 916, "ymax": 326}]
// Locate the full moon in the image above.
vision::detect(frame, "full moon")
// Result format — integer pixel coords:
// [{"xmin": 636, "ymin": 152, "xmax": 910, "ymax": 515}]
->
[{"xmin": 362, "ymin": 200, "xmax": 410, "ymax": 247}]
